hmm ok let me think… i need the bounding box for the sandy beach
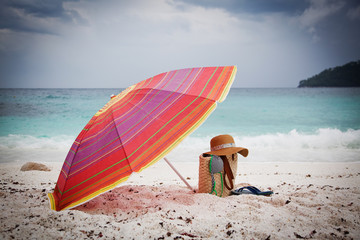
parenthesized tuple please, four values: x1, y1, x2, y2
(1, 160, 359, 239)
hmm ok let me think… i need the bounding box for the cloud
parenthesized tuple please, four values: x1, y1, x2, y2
(347, 5, 360, 20)
(1, 0, 299, 87)
(0, 0, 85, 34)
(32, 0, 257, 86)
(0, 0, 359, 88)
(295, 0, 345, 42)
(299, 0, 344, 26)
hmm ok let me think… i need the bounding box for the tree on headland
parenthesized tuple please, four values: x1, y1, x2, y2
(298, 60, 360, 87)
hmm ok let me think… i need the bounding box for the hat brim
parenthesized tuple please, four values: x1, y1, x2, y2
(203, 147, 249, 157)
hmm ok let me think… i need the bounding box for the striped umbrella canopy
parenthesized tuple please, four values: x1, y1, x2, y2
(48, 66, 237, 211)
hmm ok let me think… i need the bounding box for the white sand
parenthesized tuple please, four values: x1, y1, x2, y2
(1, 161, 359, 239)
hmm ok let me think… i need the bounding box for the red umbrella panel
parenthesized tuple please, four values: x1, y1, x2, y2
(48, 66, 237, 211)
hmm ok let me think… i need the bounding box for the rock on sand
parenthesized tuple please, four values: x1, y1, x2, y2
(20, 162, 51, 172)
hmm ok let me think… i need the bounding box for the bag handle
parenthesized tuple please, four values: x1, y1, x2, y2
(220, 155, 234, 190)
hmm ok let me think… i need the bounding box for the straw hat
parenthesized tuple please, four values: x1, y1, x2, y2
(203, 134, 249, 157)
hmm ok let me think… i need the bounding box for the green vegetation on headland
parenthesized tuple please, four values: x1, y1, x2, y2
(298, 60, 360, 87)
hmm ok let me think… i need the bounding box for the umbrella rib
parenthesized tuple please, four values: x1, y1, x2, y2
(60, 95, 215, 200)
(126, 67, 220, 170)
(67, 72, 182, 174)
(68, 69, 194, 172)
(61, 69, 217, 194)
(66, 67, 218, 189)
(110, 106, 131, 171)
(49, 66, 238, 211)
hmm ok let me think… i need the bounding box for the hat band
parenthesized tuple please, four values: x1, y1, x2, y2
(211, 143, 235, 151)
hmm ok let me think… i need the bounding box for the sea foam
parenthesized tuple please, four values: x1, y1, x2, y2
(0, 134, 74, 163)
(1, 128, 359, 163)
(167, 128, 360, 163)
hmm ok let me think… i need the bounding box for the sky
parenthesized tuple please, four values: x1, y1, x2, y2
(0, 0, 360, 88)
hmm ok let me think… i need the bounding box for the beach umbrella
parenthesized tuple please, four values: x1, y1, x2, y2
(48, 66, 237, 211)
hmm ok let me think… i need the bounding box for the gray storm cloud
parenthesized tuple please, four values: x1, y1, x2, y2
(1, 0, 359, 88)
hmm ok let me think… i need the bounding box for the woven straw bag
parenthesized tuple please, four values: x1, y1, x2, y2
(198, 153, 238, 197)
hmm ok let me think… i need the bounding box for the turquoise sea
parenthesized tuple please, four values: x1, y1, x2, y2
(0, 88, 359, 163)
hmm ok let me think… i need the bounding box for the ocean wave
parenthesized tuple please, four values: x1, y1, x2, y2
(167, 128, 360, 163)
(238, 128, 360, 162)
(45, 94, 69, 99)
(0, 134, 74, 150)
(240, 128, 360, 150)
(0, 135, 74, 163)
(1, 128, 359, 163)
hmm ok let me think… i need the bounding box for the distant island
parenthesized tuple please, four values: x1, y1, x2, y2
(298, 60, 360, 87)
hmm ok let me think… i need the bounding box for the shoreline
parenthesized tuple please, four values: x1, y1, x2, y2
(1, 161, 359, 239)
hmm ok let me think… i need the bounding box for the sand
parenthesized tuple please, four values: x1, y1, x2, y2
(1, 160, 359, 239)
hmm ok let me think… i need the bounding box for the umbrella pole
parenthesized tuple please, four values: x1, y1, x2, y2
(164, 157, 194, 192)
